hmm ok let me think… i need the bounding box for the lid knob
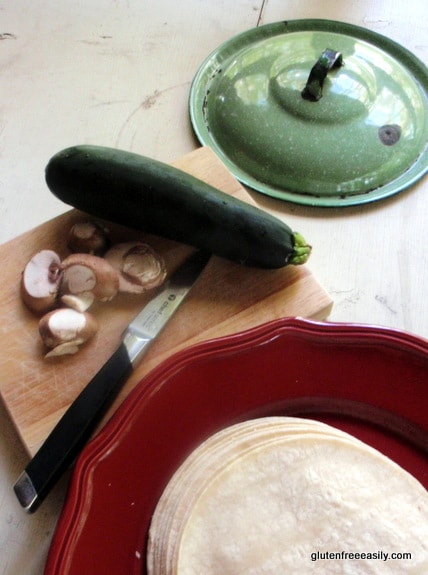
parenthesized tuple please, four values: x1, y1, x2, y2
(301, 49, 343, 101)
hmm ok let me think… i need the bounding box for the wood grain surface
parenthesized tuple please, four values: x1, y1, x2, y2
(0, 147, 332, 456)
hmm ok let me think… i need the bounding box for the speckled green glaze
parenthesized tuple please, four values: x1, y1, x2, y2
(190, 20, 428, 206)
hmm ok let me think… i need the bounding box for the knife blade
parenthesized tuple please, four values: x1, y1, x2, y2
(14, 249, 211, 513)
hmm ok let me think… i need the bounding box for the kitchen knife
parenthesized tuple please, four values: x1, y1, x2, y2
(14, 249, 211, 513)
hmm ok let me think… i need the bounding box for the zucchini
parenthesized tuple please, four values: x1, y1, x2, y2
(45, 145, 311, 269)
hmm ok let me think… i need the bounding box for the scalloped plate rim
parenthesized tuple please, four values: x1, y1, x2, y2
(44, 317, 428, 575)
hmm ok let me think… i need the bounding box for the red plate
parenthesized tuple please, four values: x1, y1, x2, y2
(44, 318, 428, 575)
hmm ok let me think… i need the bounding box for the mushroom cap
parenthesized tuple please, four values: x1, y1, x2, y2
(21, 249, 62, 314)
(61, 253, 120, 301)
(67, 220, 110, 255)
(39, 308, 98, 352)
(104, 241, 167, 294)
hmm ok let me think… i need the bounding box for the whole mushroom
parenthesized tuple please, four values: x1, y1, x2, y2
(67, 220, 110, 255)
(39, 308, 98, 357)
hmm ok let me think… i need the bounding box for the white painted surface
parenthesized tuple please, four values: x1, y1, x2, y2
(0, 2, 426, 573)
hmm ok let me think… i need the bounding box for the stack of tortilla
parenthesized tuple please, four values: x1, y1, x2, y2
(147, 417, 428, 574)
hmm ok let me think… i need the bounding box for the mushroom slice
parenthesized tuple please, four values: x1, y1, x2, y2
(104, 242, 167, 294)
(45, 341, 83, 358)
(21, 250, 62, 314)
(60, 253, 120, 303)
(39, 308, 98, 357)
(67, 220, 110, 256)
(60, 292, 95, 313)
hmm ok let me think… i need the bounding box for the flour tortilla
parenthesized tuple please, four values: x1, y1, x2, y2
(147, 417, 428, 574)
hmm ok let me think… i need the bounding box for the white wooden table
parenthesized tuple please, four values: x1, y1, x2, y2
(0, 1, 426, 573)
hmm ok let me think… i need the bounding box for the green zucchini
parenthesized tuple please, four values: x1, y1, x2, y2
(45, 145, 311, 268)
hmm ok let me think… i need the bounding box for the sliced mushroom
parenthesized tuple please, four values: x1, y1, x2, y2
(60, 292, 95, 313)
(60, 253, 120, 306)
(104, 242, 167, 294)
(44, 341, 84, 357)
(39, 308, 98, 357)
(67, 221, 110, 256)
(21, 250, 62, 314)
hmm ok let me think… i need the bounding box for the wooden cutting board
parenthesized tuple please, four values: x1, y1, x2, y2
(0, 147, 333, 456)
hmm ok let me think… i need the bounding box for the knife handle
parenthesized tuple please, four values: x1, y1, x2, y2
(14, 343, 133, 513)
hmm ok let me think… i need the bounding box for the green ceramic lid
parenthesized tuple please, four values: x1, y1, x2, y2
(189, 20, 428, 206)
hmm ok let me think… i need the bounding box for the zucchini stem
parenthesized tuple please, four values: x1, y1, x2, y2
(290, 232, 312, 265)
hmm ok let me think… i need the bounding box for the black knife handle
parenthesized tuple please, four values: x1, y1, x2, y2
(14, 343, 133, 513)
